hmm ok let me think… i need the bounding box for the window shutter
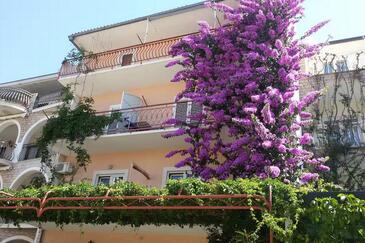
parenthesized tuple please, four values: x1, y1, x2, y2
(190, 102, 203, 124)
(121, 54, 133, 66)
(175, 102, 188, 123)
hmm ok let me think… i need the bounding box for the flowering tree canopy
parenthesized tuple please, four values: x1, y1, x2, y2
(165, 0, 329, 183)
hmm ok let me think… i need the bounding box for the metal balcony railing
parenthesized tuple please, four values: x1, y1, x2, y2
(0, 143, 15, 161)
(0, 87, 35, 109)
(34, 91, 63, 108)
(98, 101, 199, 135)
(59, 34, 189, 77)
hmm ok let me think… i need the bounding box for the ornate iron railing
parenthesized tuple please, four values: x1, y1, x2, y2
(0, 87, 34, 109)
(97, 101, 198, 135)
(59, 34, 188, 77)
(100, 102, 177, 134)
(0, 143, 15, 161)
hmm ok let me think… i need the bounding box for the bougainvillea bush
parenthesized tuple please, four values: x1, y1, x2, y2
(165, 0, 329, 182)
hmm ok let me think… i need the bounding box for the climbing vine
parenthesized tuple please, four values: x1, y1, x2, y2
(0, 179, 362, 242)
(36, 86, 120, 182)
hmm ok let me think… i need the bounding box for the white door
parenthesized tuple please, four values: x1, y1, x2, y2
(121, 92, 144, 124)
(121, 92, 144, 109)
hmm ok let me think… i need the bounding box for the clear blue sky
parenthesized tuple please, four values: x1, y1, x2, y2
(0, 0, 364, 83)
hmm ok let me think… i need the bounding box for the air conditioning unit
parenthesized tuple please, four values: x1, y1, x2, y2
(54, 162, 74, 175)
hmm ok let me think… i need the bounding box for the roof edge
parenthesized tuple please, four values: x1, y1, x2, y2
(329, 35, 365, 45)
(68, 1, 208, 41)
(0, 73, 59, 87)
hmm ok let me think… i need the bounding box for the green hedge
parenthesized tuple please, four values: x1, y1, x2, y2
(0, 179, 364, 243)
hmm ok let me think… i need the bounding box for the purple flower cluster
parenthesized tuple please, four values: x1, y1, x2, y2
(164, 0, 329, 182)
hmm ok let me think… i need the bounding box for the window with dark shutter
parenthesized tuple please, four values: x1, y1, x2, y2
(121, 54, 133, 66)
(190, 102, 203, 124)
(175, 102, 188, 123)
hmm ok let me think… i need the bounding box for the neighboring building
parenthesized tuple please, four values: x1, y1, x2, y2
(301, 36, 365, 189)
(0, 73, 63, 242)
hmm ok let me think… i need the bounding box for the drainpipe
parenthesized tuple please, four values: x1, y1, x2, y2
(34, 227, 43, 243)
(143, 18, 150, 43)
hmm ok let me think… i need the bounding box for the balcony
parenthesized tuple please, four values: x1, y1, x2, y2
(0, 87, 36, 116)
(100, 102, 180, 135)
(58, 35, 187, 96)
(0, 142, 14, 168)
(33, 91, 63, 109)
(53, 102, 196, 154)
(59, 34, 186, 77)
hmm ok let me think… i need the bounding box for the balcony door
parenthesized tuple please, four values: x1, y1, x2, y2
(121, 92, 144, 127)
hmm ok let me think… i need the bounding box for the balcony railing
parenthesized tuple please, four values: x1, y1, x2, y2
(98, 101, 198, 135)
(34, 91, 63, 108)
(18, 144, 39, 161)
(0, 143, 15, 161)
(59, 34, 188, 77)
(0, 87, 35, 109)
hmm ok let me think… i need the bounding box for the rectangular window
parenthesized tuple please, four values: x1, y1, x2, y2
(343, 122, 363, 147)
(167, 172, 187, 180)
(121, 53, 133, 66)
(162, 167, 192, 186)
(336, 60, 348, 72)
(324, 63, 335, 74)
(94, 170, 127, 186)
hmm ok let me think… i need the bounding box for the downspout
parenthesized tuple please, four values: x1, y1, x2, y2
(34, 227, 43, 243)
(143, 17, 150, 43)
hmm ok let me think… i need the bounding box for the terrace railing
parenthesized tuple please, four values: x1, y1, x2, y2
(34, 91, 63, 108)
(98, 101, 199, 135)
(0, 144, 15, 161)
(0, 87, 35, 109)
(59, 34, 187, 77)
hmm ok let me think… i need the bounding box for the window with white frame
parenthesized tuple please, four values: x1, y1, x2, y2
(312, 119, 364, 148)
(324, 62, 335, 74)
(162, 167, 192, 186)
(336, 60, 349, 72)
(93, 170, 128, 186)
(342, 121, 363, 147)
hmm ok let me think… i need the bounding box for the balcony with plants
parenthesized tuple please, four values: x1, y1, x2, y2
(2, 1, 365, 242)
(59, 35, 186, 77)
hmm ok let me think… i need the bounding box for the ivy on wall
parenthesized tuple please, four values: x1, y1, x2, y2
(36, 86, 120, 182)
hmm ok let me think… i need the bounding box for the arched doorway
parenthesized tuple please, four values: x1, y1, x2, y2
(9, 167, 48, 190)
(0, 120, 20, 162)
(18, 118, 47, 161)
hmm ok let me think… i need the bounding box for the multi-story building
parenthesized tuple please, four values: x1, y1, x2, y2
(0, 1, 234, 242)
(0, 0, 363, 241)
(0, 73, 63, 242)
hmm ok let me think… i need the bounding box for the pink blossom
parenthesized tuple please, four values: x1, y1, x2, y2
(165, 0, 327, 182)
(268, 166, 281, 178)
(300, 133, 313, 145)
(262, 140, 273, 149)
(300, 173, 319, 184)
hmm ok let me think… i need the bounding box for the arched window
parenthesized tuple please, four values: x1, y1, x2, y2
(0, 120, 20, 162)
